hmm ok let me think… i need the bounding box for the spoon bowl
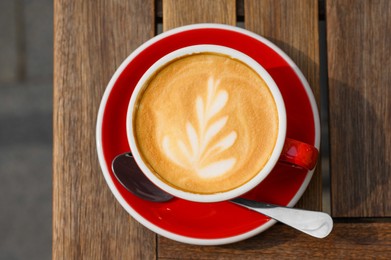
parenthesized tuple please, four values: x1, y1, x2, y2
(112, 153, 174, 202)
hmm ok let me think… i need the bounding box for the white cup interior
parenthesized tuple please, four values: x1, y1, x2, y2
(127, 45, 287, 202)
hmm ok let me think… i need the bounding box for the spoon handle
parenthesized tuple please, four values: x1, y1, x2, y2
(231, 198, 333, 238)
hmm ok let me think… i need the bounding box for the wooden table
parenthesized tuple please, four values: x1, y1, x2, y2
(53, 0, 391, 258)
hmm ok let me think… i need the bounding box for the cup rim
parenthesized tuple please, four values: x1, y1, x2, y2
(126, 44, 287, 203)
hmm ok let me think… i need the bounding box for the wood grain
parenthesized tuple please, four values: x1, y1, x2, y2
(53, 0, 391, 258)
(245, 0, 322, 211)
(158, 221, 391, 259)
(53, 0, 155, 259)
(327, 0, 391, 217)
(163, 0, 236, 31)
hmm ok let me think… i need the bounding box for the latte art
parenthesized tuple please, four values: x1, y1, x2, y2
(134, 53, 279, 194)
(162, 76, 237, 178)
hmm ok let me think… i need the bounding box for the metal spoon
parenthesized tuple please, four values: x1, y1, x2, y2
(112, 152, 333, 238)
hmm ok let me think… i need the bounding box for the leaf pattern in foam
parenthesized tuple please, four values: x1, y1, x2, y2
(198, 158, 236, 178)
(162, 136, 186, 168)
(186, 122, 198, 158)
(201, 116, 228, 152)
(161, 76, 237, 179)
(208, 90, 228, 118)
(202, 131, 237, 161)
(196, 97, 204, 128)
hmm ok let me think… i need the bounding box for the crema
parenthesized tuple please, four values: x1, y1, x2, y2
(133, 53, 279, 194)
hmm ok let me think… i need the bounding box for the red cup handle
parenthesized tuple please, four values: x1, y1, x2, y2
(279, 138, 319, 170)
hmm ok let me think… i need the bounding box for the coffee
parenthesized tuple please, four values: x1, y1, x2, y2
(133, 53, 279, 194)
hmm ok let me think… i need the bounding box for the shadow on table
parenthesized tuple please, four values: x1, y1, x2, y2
(328, 79, 391, 217)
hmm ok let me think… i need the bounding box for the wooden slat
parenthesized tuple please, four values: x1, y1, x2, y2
(156, 0, 244, 19)
(53, 0, 155, 259)
(245, 0, 322, 211)
(327, 0, 391, 217)
(163, 0, 236, 31)
(158, 221, 391, 259)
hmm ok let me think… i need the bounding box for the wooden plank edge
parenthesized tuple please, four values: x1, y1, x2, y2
(158, 220, 391, 259)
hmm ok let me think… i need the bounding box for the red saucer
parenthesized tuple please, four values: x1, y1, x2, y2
(96, 24, 320, 245)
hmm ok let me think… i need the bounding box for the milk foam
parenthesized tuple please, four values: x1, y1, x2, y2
(134, 53, 279, 194)
(162, 76, 237, 178)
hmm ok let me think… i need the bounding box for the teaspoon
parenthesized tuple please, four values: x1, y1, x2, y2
(111, 152, 333, 238)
